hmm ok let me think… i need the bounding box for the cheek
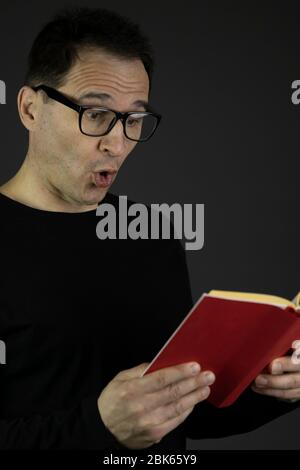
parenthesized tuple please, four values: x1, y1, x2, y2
(38, 109, 71, 153)
(40, 111, 83, 168)
(50, 111, 91, 161)
(52, 111, 78, 153)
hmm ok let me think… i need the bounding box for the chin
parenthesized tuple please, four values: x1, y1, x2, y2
(82, 184, 107, 205)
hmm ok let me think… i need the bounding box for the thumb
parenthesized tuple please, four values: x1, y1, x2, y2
(116, 362, 151, 381)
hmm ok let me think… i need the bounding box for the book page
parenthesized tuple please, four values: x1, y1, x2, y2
(292, 292, 300, 309)
(208, 290, 296, 309)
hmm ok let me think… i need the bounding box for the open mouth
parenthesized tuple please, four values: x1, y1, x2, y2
(93, 170, 116, 188)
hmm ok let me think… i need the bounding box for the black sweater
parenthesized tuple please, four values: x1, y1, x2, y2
(0, 191, 299, 451)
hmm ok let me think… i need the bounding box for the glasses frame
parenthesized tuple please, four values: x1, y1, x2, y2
(32, 84, 162, 142)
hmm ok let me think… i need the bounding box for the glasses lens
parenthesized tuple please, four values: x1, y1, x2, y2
(125, 113, 158, 141)
(81, 108, 116, 136)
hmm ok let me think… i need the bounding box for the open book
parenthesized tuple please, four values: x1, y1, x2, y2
(141, 290, 300, 407)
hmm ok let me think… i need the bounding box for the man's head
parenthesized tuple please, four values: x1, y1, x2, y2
(17, 7, 156, 211)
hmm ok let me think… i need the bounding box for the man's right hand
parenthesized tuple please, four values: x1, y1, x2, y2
(97, 362, 215, 450)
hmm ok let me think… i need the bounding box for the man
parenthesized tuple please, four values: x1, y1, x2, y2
(0, 7, 299, 451)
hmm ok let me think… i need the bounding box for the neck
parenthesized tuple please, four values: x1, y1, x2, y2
(0, 153, 101, 213)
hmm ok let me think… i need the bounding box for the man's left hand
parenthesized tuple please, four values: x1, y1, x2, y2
(251, 340, 300, 402)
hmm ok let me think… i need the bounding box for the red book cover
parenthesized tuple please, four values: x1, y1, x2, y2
(141, 292, 300, 407)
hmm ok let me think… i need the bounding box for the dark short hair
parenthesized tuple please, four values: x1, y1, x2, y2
(24, 7, 154, 95)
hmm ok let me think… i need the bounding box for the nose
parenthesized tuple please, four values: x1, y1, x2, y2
(98, 119, 127, 157)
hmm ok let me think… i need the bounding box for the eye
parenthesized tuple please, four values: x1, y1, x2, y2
(127, 114, 145, 126)
(85, 110, 106, 121)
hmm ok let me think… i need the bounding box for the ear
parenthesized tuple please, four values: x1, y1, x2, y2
(17, 86, 40, 132)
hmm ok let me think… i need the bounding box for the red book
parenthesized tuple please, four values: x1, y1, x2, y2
(141, 290, 300, 407)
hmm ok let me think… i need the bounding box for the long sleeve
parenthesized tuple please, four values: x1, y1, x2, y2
(185, 385, 300, 440)
(0, 192, 141, 451)
(0, 393, 124, 449)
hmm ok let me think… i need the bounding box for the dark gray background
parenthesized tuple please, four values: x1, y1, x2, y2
(0, 0, 300, 449)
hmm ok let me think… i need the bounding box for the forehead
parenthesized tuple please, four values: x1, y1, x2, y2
(62, 48, 149, 101)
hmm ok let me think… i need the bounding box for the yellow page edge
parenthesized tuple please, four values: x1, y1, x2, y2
(209, 290, 300, 309)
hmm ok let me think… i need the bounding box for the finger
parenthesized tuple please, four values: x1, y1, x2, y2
(291, 340, 300, 349)
(136, 362, 202, 393)
(117, 363, 151, 380)
(254, 372, 300, 390)
(162, 383, 211, 421)
(251, 385, 300, 400)
(269, 356, 300, 374)
(141, 385, 211, 432)
(147, 406, 195, 444)
(145, 371, 215, 410)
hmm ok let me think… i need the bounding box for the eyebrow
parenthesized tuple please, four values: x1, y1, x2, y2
(78, 91, 149, 109)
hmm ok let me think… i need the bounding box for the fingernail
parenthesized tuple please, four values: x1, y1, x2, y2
(204, 372, 215, 385)
(255, 375, 268, 387)
(190, 363, 200, 374)
(272, 361, 282, 374)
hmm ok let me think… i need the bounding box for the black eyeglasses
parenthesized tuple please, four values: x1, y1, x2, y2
(32, 84, 162, 142)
